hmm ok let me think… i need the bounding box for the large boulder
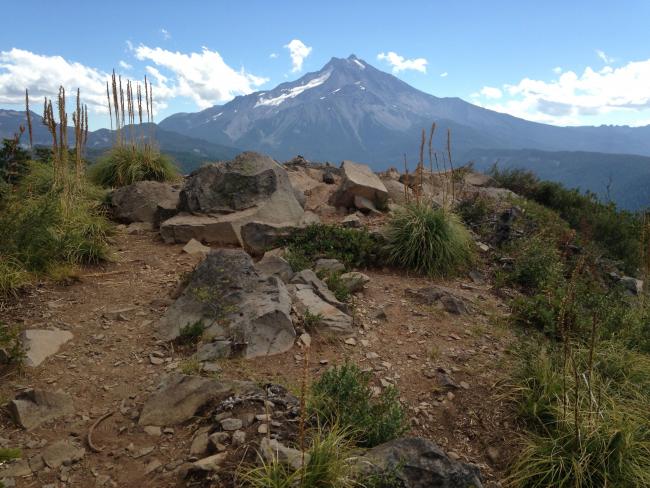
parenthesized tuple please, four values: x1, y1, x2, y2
(157, 249, 295, 359)
(360, 437, 483, 488)
(382, 178, 413, 205)
(161, 153, 305, 245)
(9, 389, 74, 430)
(330, 161, 388, 209)
(111, 181, 180, 226)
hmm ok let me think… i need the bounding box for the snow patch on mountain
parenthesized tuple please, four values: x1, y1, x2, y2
(255, 71, 332, 107)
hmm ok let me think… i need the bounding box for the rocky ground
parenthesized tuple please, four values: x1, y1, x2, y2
(1, 154, 520, 487)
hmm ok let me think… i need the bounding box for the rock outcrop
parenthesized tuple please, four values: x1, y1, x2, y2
(359, 437, 483, 488)
(111, 181, 180, 226)
(9, 389, 74, 430)
(157, 249, 295, 359)
(161, 152, 305, 246)
(330, 161, 388, 210)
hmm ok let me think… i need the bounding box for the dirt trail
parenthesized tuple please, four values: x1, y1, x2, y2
(1, 229, 515, 487)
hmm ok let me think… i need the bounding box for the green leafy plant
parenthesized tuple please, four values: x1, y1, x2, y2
(282, 224, 384, 270)
(384, 203, 474, 277)
(320, 271, 351, 302)
(303, 310, 324, 330)
(177, 320, 204, 345)
(309, 362, 406, 448)
(506, 235, 564, 292)
(89, 145, 179, 187)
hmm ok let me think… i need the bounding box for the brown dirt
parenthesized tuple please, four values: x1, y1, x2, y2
(1, 229, 518, 487)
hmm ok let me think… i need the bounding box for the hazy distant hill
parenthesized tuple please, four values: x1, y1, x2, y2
(467, 148, 650, 210)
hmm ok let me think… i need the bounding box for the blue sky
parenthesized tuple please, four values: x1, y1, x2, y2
(1, 0, 650, 129)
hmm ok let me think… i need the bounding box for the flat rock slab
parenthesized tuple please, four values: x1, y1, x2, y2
(289, 284, 353, 336)
(41, 439, 85, 469)
(138, 374, 261, 426)
(23, 328, 73, 367)
(110, 180, 180, 225)
(405, 286, 471, 315)
(9, 389, 74, 430)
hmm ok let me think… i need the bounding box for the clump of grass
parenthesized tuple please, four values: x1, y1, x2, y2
(0, 448, 22, 462)
(0, 257, 30, 297)
(506, 235, 564, 292)
(507, 343, 650, 488)
(302, 310, 324, 330)
(309, 362, 406, 448)
(384, 203, 474, 277)
(319, 271, 351, 302)
(456, 194, 492, 228)
(0, 322, 25, 366)
(240, 426, 358, 488)
(89, 146, 179, 187)
(179, 356, 201, 375)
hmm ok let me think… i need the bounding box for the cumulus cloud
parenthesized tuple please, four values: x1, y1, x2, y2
(480, 86, 502, 99)
(440, 72, 448, 77)
(0, 48, 111, 111)
(134, 45, 269, 108)
(553, 66, 562, 74)
(596, 49, 614, 64)
(377, 51, 427, 74)
(476, 58, 650, 125)
(284, 39, 311, 72)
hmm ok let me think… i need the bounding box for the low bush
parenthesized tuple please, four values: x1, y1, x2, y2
(490, 167, 642, 273)
(0, 321, 24, 366)
(282, 224, 384, 270)
(506, 235, 564, 292)
(384, 203, 474, 277)
(309, 362, 406, 448)
(319, 271, 351, 302)
(89, 146, 179, 187)
(456, 194, 492, 228)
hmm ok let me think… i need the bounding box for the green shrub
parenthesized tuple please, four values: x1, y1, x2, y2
(0, 162, 112, 295)
(456, 194, 492, 227)
(282, 224, 384, 270)
(0, 448, 21, 462)
(384, 203, 474, 277)
(89, 146, 179, 187)
(507, 236, 564, 292)
(490, 167, 642, 273)
(0, 322, 24, 366)
(302, 310, 324, 330)
(177, 320, 204, 345)
(309, 362, 406, 448)
(320, 271, 351, 302)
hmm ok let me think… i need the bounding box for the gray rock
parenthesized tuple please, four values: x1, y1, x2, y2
(314, 258, 345, 274)
(0, 459, 31, 478)
(360, 437, 483, 488)
(382, 178, 413, 205)
(192, 452, 228, 472)
(405, 287, 470, 315)
(290, 270, 347, 312)
(330, 161, 388, 209)
(182, 238, 211, 256)
(138, 374, 260, 426)
(41, 439, 85, 469)
(190, 428, 211, 456)
(110, 181, 180, 226)
(231, 430, 246, 446)
(341, 214, 362, 228)
(354, 195, 381, 214)
(340, 272, 370, 293)
(620, 276, 643, 295)
(220, 418, 242, 431)
(240, 221, 297, 256)
(255, 254, 294, 283)
(260, 437, 308, 471)
(157, 249, 296, 359)
(9, 389, 74, 430)
(288, 284, 353, 336)
(464, 172, 494, 187)
(22, 328, 73, 367)
(159, 212, 246, 246)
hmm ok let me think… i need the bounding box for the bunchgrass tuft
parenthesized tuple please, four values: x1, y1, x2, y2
(384, 203, 474, 277)
(89, 146, 179, 187)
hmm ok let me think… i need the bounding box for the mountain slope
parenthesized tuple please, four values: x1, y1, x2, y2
(159, 55, 650, 168)
(0, 109, 240, 172)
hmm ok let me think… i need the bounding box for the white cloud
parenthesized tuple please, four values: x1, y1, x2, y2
(284, 39, 312, 72)
(161, 28, 171, 40)
(0, 48, 111, 111)
(480, 86, 502, 99)
(377, 51, 427, 74)
(553, 66, 562, 74)
(134, 45, 269, 109)
(440, 71, 448, 77)
(476, 58, 650, 125)
(269, 52, 278, 59)
(596, 49, 614, 64)
(119, 60, 132, 69)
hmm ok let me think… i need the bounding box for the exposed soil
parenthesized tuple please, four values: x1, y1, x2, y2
(1, 228, 517, 487)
